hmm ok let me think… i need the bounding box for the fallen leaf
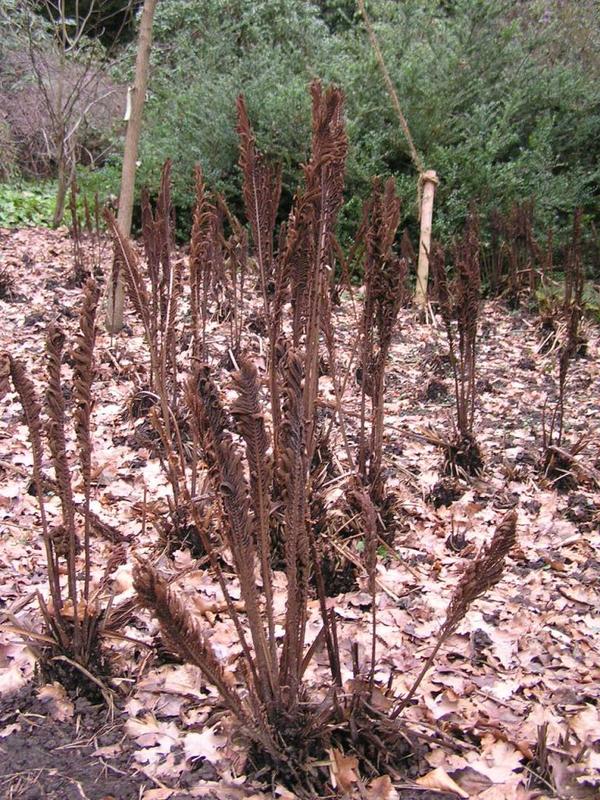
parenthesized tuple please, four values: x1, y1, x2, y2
(365, 775, 399, 799)
(416, 767, 469, 797)
(329, 747, 359, 793)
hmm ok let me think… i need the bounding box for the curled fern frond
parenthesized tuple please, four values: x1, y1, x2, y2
(72, 279, 99, 489)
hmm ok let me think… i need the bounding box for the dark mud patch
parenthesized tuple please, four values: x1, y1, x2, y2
(0, 684, 149, 800)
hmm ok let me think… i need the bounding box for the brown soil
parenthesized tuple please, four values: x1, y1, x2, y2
(0, 685, 148, 800)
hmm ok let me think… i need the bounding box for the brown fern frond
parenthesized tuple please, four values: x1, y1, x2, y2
(72, 279, 99, 488)
(188, 365, 230, 458)
(356, 178, 404, 496)
(231, 358, 277, 670)
(237, 95, 282, 313)
(278, 81, 347, 351)
(8, 357, 44, 471)
(140, 186, 160, 330)
(454, 210, 481, 435)
(45, 325, 77, 542)
(8, 355, 63, 613)
(217, 436, 275, 696)
(186, 372, 272, 684)
(392, 509, 517, 718)
(190, 166, 209, 358)
(45, 324, 79, 638)
(156, 159, 174, 276)
(134, 561, 249, 718)
(190, 367, 276, 700)
(278, 346, 310, 701)
(189, 168, 223, 357)
(140, 186, 161, 347)
(444, 509, 517, 635)
(72, 278, 99, 600)
(104, 210, 152, 335)
(162, 250, 183, 404)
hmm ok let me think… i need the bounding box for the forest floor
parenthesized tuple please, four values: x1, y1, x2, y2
(0, 226, 599, 800)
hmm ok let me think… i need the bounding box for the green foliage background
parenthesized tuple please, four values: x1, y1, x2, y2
(1, 0, 599, 261)
(134, 0, 599, 249)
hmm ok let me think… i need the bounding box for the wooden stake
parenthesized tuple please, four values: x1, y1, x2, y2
(415, 170, 439, 311)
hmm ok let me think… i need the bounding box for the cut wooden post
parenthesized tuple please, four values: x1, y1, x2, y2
(415, 170, 439, 311)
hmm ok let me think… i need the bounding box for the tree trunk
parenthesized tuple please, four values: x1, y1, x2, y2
(53, 143, 69, 227)
(106, 0, 158, 333)
(414, 170, 439, 312)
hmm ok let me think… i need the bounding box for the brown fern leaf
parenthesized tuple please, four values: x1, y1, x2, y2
(187, 365, 230, 459)
(72, 279, 99, 491)
(444, 508, 517, 635)
(357, 178, 404, 494)
(286, 198, 317, 346)
(454, 210, 481, 435)
(8, 356, 44, 472)
(163, 249, 183, 399)
(155, 159, 174, 326)
(140, 186, 161, 343)
(237, 95, 282, 312)
(282, 81, 347, 348)
(231, 358, 277, 670)
(45, 326, 75, 533)
(72, 279, 99, 599)
(45, 324, 79, 618)
(134, 561, 247, 718)
(278, 346, 310, 700)
(392, 509, 518, 718)
(308, 81, 347, 220)
(189, 168, 223, 356)
(190, 166, 210, 357)
(104, 210, 152, 334)
(191, 367, 276, 700)
(8, 355, 62, 609)
(141, 186, 160, 319)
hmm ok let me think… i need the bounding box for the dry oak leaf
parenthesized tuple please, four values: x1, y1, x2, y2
(37, 681, 74, 721)
(416, 767, 468, 798)
(183, 726, 227, 764)
(329, 747, 359, 793)
(365, 775, 399, 800)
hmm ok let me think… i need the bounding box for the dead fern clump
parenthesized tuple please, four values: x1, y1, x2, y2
(2, 280, 122, 699)
(537, 210, 588, 358)
(428, 213, 484, 477)
(483, 201, 545, 305)
(541, 209, 594, 491)
(67, 178, 104, 288)
(134, 351, 341, 795)
(134, 358, 518, 794)
(96, 80, 522, 792)
(106, 167, 199, 554)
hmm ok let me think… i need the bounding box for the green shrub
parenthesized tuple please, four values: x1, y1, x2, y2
(125, 0, 599, 259)
(0, 166, 120, 229)
(0, 182, 57, 228)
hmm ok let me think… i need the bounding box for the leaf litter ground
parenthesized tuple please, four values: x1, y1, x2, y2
(0, 226, 599, 799)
